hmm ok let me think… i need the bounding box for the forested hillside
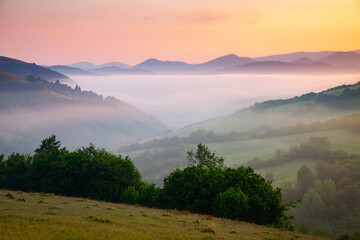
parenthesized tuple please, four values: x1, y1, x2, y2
(0, 73, 167, 154)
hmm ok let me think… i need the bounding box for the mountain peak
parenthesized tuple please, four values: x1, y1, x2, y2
(292, 57, 314, 64)
(318, 51, 360, 66)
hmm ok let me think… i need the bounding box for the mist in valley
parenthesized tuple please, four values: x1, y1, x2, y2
(72, 74, 360, 129)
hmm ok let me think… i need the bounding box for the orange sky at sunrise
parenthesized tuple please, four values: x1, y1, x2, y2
(0, 0, 359, 65)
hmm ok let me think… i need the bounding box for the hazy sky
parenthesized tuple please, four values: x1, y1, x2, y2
(0, 0, 359, 65)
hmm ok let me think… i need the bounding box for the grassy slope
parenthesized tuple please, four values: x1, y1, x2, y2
(0, 190, 325, 240)
(207, 129, 360, 167)
(0, 71, 29, 84)
(135, 129, 360, 185)
(177, 103, 360, 135)
(256, 159, 320, 186)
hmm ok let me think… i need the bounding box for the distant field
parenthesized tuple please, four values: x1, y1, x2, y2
(206, 129, 360, 167)
(177, 103, 360, 135)
(0, 190, 325, 240)
(256, 159, 320, 186)
(132, 129, 360, 186)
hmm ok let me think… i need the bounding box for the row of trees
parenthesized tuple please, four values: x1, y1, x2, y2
(246, 136, 357, 169)
(120, 114, 360, 152)
(0, 136, 293, 229)
(249, 83, 360, 111)
(0, 136, 141, 202)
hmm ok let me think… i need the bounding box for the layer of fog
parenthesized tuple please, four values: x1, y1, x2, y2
(0, 104, 164, 155)
(72, 74, 360, 129)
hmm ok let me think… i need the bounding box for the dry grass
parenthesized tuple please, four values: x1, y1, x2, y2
(0, 189, 326, 240)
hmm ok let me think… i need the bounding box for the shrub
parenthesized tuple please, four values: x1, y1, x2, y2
(213, 187, 248, 220)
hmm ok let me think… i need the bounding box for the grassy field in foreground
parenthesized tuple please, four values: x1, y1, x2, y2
(0, 190, 325, 240)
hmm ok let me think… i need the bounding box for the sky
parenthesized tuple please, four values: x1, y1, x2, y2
(0, 0, 359, 65)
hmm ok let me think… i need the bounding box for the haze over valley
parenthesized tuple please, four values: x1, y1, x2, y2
(1, 0, 360, 239)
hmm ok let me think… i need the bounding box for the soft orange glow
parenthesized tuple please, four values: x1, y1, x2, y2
(0, 0, 359, 65)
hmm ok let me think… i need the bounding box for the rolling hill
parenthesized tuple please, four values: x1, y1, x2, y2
(0, 70, 29, 84)
(91, 66, 153, 75)
(49, 65, 97, 76)
(190, 54, 257, 72)
(0, 56, 70, 82)
(69, 61, 132, 70)
(119, 81, 360, 185)
(65, 50, 360, 75)
(97, 61, 132, 69)
(0, 190, 324, 240)
(68, 61, 98, 70)
(317, 51, 360, 66)
(256, 50, 338, 62)
(0, 74, 167, 155)
(292, 57, 315, 64)
(217, 61, 360, 75)
(134, 58, 192, 74)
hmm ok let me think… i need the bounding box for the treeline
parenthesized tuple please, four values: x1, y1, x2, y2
(121, 114, 360, 152)
(246, 136, 358, 169)
(282, 159, 360, 238)
(253, 138, 360, 238)
(0, 136, 141, 202)
(248, 82, 360, 111)
(0, 75, 120, 106)
(0, 137, 293, 228)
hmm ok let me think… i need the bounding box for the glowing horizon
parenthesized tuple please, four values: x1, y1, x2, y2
(0, 0, 359, 66)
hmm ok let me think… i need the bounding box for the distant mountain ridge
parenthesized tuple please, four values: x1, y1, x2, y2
(49, 65, 97, 76)
(134, 58, 191, 74)
(255, 51, 338, 62)
(217, 61, 360, 75)
(90, 66, 153, 75)
(69, 61, 132, 70)
(67, 49, 360, 75)
(317, 52, 360, 66)
(0, 56, 70, 82)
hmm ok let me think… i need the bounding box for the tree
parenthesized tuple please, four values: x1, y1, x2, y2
(187, 143, 225, 169)
(161, 145, 291, 227)
(297, 166, 315, 194)
(35, 134, 64, 154)
(213, 187, 249, 220)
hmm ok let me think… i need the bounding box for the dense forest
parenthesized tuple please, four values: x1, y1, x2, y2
(246, 137, 360, 238)
(0, 136, 293, 229)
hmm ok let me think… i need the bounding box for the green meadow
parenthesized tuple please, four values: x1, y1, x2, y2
(207, 129, 360, 167)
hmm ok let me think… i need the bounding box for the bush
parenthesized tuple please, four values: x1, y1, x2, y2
(120, 186, 138, 204)
(213, 187, 248, 220)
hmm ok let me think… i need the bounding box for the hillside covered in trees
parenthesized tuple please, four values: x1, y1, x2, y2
(0, 72, 167, 155)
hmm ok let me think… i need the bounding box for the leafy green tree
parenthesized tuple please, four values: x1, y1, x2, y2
(137, 183, 161, 208)
(0, 153, 31, 190)
(213, 187, 249, 219)
(35, 134, 65, 154)
(297, 166, 315, 194)
(187, 143, 225, 169)
(161, 144, 291, 227)
(120, 186, 139, 204)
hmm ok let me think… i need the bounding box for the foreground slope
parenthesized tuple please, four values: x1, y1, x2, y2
(0, 190, 324, 240)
